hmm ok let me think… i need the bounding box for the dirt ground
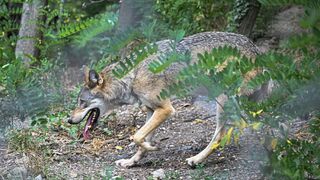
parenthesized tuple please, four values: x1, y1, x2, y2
(0, 6, 305, 180)
(0, 98, 268, 179)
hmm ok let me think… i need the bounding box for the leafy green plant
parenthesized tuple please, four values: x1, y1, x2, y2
(7, 129, 35, 152)
(227, 0, 251, 32)
(264, 116, 320, 179)
(102, 166, 124, 180)
(112, 43, 157, 78)
(72, 9, 118, 47)
(164, 170, 181, 180)
(155, 0, 233, 34)
(7, 127, 55, 175)
(0, 0, 23, 65)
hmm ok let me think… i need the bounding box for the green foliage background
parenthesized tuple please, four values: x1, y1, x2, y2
(155, 0, 233, 34)
(0, 0, 319, 179)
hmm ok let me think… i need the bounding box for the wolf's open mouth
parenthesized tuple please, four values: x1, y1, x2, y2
(82, 108, 100, 140)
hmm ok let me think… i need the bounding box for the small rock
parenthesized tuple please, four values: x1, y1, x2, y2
(34, 174, 42, 180)
(152, 168, 165, 179)
(8, 166, 28, 180)
(69, 170, 78, 178)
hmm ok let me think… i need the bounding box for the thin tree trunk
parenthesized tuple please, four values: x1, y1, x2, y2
(15, 0, 46, 65)
(118, 0, 153, 32)
(237, 0, 261, 37)
(118, 0, 141, 32)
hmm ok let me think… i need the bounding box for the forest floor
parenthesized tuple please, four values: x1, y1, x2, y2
(0, 6, 306, 180)
(0, 97, 268, 179)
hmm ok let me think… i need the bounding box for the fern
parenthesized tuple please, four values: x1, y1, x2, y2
(0, 1, 23, 65)
(106, 28, 143, 56)
(73, 10, 118, 47)
(112, 43, 157, 78)
(56, 10, 117, 39)
(227, 0, 250, 32)
(158, 46, 252, 100)
(148, 49, 191, 74)
(148, 30, 188, 73)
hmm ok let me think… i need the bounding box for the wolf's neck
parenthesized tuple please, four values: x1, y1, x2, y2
(105, 77, 138, 106)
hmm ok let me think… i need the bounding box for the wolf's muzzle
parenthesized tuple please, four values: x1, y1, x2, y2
(68, 118, 78, 124)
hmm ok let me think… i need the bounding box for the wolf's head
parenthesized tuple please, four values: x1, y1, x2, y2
(68, 66, 111, 139)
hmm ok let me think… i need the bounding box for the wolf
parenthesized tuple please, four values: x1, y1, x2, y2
(68, 32, 272, 168)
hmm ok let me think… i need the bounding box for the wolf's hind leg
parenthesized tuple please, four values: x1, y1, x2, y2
(186, 94, 228, 166)
(115, 107, 159, 168)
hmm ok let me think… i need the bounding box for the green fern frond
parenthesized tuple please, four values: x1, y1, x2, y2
(41, 9, 60, 27)
(107, 29, 142, 56)
(9, 7, 23, 15)
(148, 50, 191, 73)
(148, 30, 187, 73)
(0, 4, 9, 17)
(74, 12, 117, 47)
(112, 44, 157, 78)
(0, 20, 20, 32)
(57, 11, 116, 39)
(158, 45, 316, 101)
(158, 46, 250, 100)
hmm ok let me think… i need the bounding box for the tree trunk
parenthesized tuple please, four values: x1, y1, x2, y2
(118, 0, 153, 32)
(15, 0, 46, 65)
(237, 0, 261, 37)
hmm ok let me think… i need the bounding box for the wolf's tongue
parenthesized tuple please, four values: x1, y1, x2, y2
(83, 111, 94, 140)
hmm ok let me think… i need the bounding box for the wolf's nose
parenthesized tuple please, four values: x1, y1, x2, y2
(67, 118, 73, 124)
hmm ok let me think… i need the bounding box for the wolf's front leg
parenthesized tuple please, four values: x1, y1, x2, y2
(115, 103, 174, 168)
(115, 147, 147, 168)
(115, 108, 154, 168)
(132, 101, 174, 150)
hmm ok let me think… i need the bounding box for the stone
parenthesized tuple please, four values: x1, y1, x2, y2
(8, 166, 28, 180)
(34, 174, 42, 180)
(152, 168, 165, 179)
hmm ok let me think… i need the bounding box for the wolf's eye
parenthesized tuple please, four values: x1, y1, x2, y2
(79, 99, 88, 108)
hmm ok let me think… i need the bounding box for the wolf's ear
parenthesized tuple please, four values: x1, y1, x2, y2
(83, 65, 90, 83)
(88, 69, 104, 88)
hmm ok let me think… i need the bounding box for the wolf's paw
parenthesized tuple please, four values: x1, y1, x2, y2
(140, 142, 159, 151)
(186, 156, 203, 167)
(115, 159, 135, 168)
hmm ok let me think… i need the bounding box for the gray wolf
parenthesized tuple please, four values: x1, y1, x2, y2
(68, 32, 271, 167)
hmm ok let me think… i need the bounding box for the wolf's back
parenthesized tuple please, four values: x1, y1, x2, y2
(131, 32, 261, 95)
(141, 32, 260, 76)
(178, 32, 260, 57)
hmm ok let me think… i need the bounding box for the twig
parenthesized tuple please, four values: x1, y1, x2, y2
(183, 114, 216, 122)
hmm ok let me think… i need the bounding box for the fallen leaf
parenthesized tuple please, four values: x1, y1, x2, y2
(234, 131, 240, 145)
(251, 122, 262, 130)
(226, 127, 234, 145)
(192, 119, 204, 124)
(240, 118, 248, 129)
(271, 138, 278, 150)
(211, 142, 220, 150)
(115, 146, 123, 150)
(92, 138, 104, 151)
(249, 109, 263, 118)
